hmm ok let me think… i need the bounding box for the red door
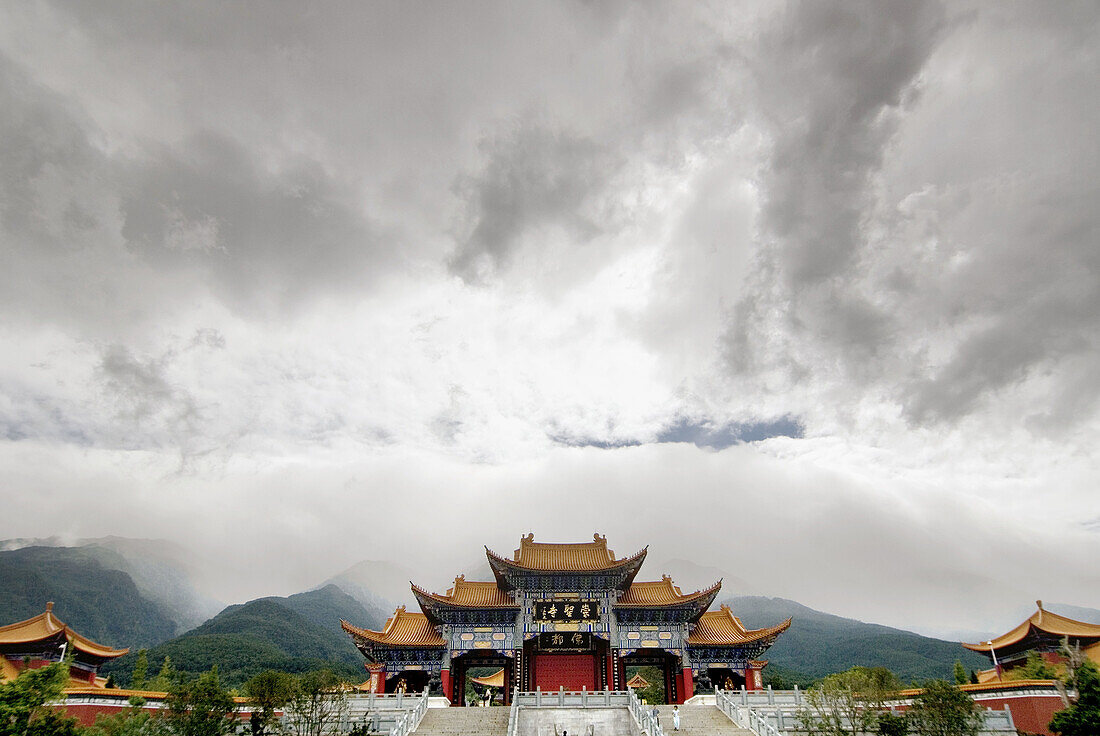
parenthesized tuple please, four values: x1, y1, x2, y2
(534, 654, 597, 692)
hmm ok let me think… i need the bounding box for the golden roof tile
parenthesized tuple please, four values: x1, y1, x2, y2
(0, 603, 128, 659)
(341, 607, 445, 648)
(688, 605, 792, 646)
(412, 577, 516, 608)
(962, 601, 1100, 653)
(486, 533, 647, 572)
(895, 679, 1063, 698)
(618, 576, 722, 606)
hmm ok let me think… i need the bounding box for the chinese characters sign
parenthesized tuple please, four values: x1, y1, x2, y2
(538, 632, 592, 651)
(533, 601, 599, 622)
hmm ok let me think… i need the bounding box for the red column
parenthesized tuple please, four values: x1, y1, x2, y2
(681, 667, 694, 701)
(367, 664, 387, 694)
(606, 654, 615, 691)
(745, 663, 762, 691)
(441, 668, 452, 703)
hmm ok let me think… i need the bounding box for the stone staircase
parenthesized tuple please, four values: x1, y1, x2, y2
(412, 703, 751, 736)
(655, 705, 753, 736)
(415, 706, 512, 736)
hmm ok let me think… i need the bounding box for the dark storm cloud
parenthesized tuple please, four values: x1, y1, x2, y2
(724, 1, 946, 378)
(118, 132, 389, 314)
(755, 0, 945, 288)
(98, 344, 195, 426)
(0, 53, 99, 251)
(449, 124, 620, 282)
(722, 1, 1100, 433)
(0, 49, 390, 332)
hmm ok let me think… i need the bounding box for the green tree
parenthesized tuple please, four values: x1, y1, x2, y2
(0, 661, 83, 736)
(86, 697, 168, 736)
(149, 658, 176, 693)
(798, 666, 902, 735)
(131, 651, 149, 691)
(906, 680, 980, 736)
(875, 712, 908, 736)
(952, 661, 967, 686)
(283, 670, 348, 736)
(1049, 660, 1100, 736)
(163, 668, 237, 736)
(24, 708, 85, 736)
(1008, 651, 1060, 681)
(244, 671, 296, 734)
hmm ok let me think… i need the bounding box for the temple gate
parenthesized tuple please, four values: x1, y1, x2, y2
(341, 534, 790, 704)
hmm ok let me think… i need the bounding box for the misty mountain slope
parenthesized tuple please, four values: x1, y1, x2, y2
(183, 599, 356, 662)
(80, 537, 223, 633)
(321, 559, 418, 619)
(0, 536, 222, 635)
(725, 596, 988, 683)
(0, 546, 177, 648)
(100, 586, 373, 687)
(249, 584, 386, 638)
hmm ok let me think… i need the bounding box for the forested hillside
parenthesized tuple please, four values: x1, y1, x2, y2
(101, 586, 381, 687)
(726, 596, 989, 685)
(0, 546, 176, 648)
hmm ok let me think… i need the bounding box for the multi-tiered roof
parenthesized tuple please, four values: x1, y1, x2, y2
(343, 534, 788, 656)
(486, 533, 647, 590)
(688, 605, 792, 648)
(342, 606, 446, 650)
(0, 602, 129, 685)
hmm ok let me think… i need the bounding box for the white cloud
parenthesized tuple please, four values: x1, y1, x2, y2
(1, 1, 1098, 636)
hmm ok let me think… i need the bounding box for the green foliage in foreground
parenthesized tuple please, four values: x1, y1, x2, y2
(797, 667, 985, 736)
(907, 679, 981, 736)
(798, 666, 903, 735)
(0, 661, 84, 736)
(243, 671, 297, 734)
(164, 669, 237, 736)
(1050, 660, 1100, 736)
(1007, 651, 1061, 681)
(84, 698, 169, 736)
(1, 662, 360, 736)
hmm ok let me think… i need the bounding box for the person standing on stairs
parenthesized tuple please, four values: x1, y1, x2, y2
(672, 706, 680, 731)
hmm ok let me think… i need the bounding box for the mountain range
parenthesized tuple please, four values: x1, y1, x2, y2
(3, 537, 1096, 690)
(724, 595, 990, 685)
(99, 584, 384, 686)
(0, 536, 221, 634)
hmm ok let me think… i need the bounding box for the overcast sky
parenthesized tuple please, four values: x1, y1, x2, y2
(2, 1, 1098, 638)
